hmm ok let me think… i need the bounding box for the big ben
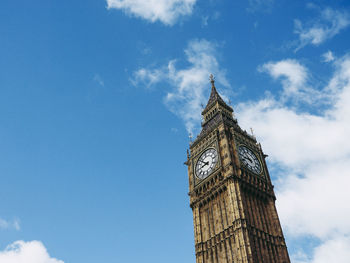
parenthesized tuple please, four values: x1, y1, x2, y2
(186, 75, 290, 263)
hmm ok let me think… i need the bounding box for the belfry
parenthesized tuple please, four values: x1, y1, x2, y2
(185, 75, 290, 263)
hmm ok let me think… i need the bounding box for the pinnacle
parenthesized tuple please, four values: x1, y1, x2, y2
(202, 74, 232, 115)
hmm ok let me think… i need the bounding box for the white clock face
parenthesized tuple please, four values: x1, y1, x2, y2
(195, 148, 218, 179)
(238, 146, 262, 175)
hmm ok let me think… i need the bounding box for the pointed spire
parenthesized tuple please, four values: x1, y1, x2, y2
(209, 74, 218, 97)
(202, 74, 233, 115)
(210, 74, 215, 88)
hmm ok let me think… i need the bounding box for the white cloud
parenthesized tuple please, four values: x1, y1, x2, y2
(308, 237, 350, 263)
(0, 240, 64, 263)
(259, 59, 309, 100)
(294, 7, 350, 51)
(322, 50, 335, 63)
(237, 54, 350, 262)
(259, 59, 326, 104)
(106, 0, 197, 25)
(201, 16, 209, 26)
(132, 39, 229, 134)
(0, 218, 20, 231)
(293, 237, 350, 263)
(131, 68, 164, 88)
(93, 74, 104, 87)
(247, 0, 274, 13)
(201, 11, 220, 27)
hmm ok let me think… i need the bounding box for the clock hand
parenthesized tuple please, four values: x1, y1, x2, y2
(200, 161, 209, 168)
(197, 160, 205, 165)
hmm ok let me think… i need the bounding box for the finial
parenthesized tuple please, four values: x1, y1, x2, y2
(209, 74, 215, 87)
(250, 128, 254, 136)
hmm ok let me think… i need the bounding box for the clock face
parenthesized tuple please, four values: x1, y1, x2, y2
(238, 146, 262, 175)
(195, 148, 218, 179)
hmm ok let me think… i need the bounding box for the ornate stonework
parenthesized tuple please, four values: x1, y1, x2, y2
(186, 77, 290, 263)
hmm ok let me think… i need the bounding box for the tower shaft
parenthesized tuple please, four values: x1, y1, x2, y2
(186, 78, 290, 263)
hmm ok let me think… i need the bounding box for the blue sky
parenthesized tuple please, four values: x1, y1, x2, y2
(1, 0, 350, 262)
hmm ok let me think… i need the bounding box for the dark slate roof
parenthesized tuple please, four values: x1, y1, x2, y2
(202, 82, 233, 115)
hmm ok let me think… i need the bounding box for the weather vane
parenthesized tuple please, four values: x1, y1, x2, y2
(209, 74, 215, 86)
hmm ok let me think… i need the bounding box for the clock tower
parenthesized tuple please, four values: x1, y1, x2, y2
(186, 75, 290, 263)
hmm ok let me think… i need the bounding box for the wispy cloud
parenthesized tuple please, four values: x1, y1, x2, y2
(0, 240, 64, 263)
(247, 0, 274, 13)
(238, 53, 350, 262)
(258, 59, 325, 104)
(106, 0, 197, 25)
(131, 68, 164, 89)
(294, 7, 350, 51)
(201, 15, 209, 26)
(131, 39, 229, 134)
(201, 11, 220, 27)
(93, 74, 104, 87)
(0, 217, 20, 231)
(322, 50, 335, 63)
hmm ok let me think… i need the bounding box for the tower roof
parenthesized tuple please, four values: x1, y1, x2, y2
(202, 74, 233, 115)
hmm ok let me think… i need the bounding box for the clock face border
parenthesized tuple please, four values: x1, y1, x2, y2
(192, 142, 221, 185)
(195, 147, 218, 180)
(237, 144, 263, 176)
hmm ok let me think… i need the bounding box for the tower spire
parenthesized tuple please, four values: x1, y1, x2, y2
(202, 74, 233, 115)
(209, 73, 218, 95)
(209, 73, 215, 88)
